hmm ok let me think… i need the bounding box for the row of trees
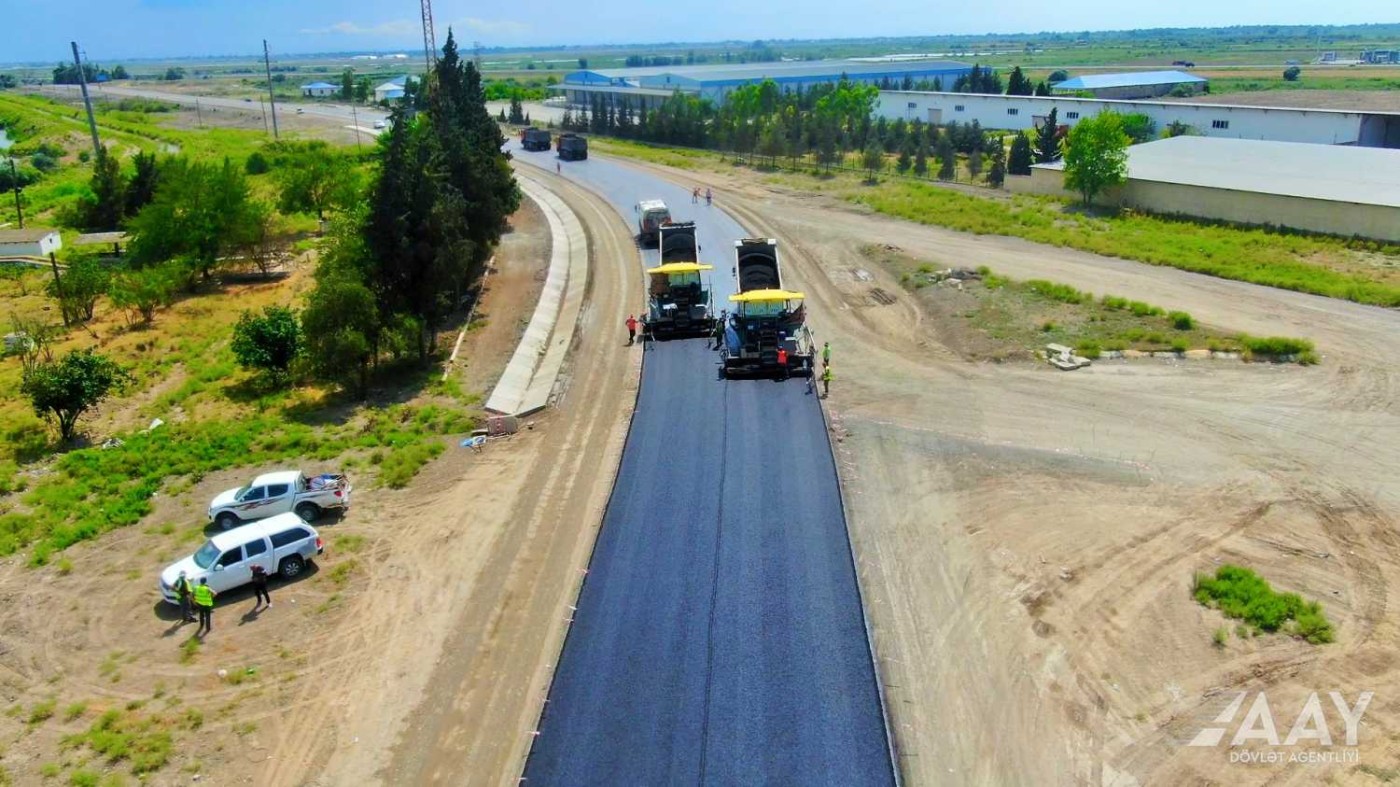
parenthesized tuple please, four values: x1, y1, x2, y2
(52, 63, 130, 84)
(303, 32, 520, 394)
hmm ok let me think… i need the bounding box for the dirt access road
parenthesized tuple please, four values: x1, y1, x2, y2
(627, 157, 1400, 784)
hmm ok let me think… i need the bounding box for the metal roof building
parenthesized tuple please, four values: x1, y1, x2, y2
(1015, 136, 1400, 241)
(555, 59, 977, 109)
(1052, 70, 1207, 99)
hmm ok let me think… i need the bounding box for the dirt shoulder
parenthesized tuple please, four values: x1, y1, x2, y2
(609, 154, 1400, 785)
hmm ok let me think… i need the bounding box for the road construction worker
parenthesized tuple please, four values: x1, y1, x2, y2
(776, 346, 789, 380)
(822, 341, 831, 367)
(692, 186, 700, 204)
(705, 187, 712, 206)
(251, 564, 272, 609)
(175, 570, 195, 623)
(712, 311, 727, 350)
(625, 314, 638, 345)
(821, 365, 833, 398)
(193, 578, 216, 635)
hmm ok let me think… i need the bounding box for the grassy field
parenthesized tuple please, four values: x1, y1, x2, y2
(866, 246, 1315, 363)
(594, 137, 1400, 307)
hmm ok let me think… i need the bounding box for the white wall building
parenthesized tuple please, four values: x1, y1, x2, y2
(300, 82, 338, 98)
(0, 228, 62, 258)
(876, 91, 1400, 148)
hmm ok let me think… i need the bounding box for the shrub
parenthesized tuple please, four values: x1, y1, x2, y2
(1212, 627, 1229, 648)
(1193, 564, 1334, 644)
(231, 306, 302, 384)
(1170, 337, 1190, 353)
(1128, 301, 1163, 317)
(1075, 340, 1101, 359)
(1025, 279, 1090, 304)
(1283, 66, 1302, 81)
(1168, 311, 1194, 330)
(245, 151, 270, 175)
(1241, 335, 1315, 358)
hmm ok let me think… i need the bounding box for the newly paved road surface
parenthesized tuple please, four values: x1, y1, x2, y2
(514, 146, 894, 785)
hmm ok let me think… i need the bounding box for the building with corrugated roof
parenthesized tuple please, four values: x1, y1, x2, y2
(1010, 136, 1400, 241)
(554, 59, 978, 110)
(1052, 70, 1207, 99)
(300, 81, 338, 98)
(0, 228, 62, 258)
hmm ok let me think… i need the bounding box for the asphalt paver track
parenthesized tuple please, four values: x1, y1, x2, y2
(516, 147, 894, 785)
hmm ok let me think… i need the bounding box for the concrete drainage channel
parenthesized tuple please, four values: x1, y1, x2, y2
(484, 174, 590, 417)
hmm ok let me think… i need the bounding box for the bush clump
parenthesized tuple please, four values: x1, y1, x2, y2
(1241, 335, 1314, 357)
(1193, 564, 1334, 644)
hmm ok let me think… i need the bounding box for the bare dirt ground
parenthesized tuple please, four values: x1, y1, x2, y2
(618, 157, 1400, 785)
(0, 176, 640, 786)
(1166, 89, 1400, 112)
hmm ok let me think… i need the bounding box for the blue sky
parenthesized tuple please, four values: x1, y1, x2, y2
(4, 0, 1395, 63)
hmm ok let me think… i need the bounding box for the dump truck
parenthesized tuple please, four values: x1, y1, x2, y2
(557, 132, 588, 161)
(644, 222, 716, 338)
(520, 127, 552, 151)
(733, 237, 783, 292)
(720, 239, 814, 377)
(636, 199, 671, 247)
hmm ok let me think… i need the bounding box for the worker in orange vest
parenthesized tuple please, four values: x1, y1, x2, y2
(776, 346, 789, 380)
(625, 314, 638, 345)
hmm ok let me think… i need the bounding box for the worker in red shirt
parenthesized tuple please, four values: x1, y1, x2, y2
(626, 314, 638, 345)
(776, 346, 789, 380)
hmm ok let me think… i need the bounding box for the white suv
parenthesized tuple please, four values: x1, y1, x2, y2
(159, 513, 323, 604)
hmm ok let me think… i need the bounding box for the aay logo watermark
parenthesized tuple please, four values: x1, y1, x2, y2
(1189, 691, 1373, 764)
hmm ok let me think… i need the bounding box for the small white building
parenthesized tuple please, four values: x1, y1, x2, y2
(373, 76, 410, 103)
(300, 81, 338, 98)
(0, 228, 62, 258)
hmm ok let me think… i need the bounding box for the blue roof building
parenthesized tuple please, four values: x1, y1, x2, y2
(301, 81, 339, 97)
(1051, 70, 1207, 99)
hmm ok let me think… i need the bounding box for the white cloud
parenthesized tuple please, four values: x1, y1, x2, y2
(300, 20, 419, 36)
(451, 17, 531, 37)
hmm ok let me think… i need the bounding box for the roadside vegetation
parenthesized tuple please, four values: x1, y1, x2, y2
(0, 33, 516, 569)
(1194, 564, 1335, 644)
(868, 246, 1316, 363)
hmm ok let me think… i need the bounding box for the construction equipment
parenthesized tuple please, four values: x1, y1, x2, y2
(520, 127, 551, 151)
(720, 288, 814, 377)
(733, 237, 782, 292)
(557, 132, 588, 161)
(644, 222, 716, 338)
(635, 199, 670, 247)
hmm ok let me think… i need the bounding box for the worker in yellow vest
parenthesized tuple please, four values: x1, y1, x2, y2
(821, 365, 833, 398)
(175, 570, 196, 624)
(193, 578, 216, 636)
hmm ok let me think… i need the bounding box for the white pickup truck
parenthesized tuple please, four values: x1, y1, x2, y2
(208, 470, 351, 530)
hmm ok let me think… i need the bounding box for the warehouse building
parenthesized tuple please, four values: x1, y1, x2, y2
(554, 60, 977, 110)
(0, 228, 62, 258)
(1051, 70, 1207, 99)
(300, 81, 338, 98)
(1010, 136, 1400, 242)
(875, 91, 1400, 148)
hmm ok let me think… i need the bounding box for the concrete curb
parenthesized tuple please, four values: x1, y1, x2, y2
(485, 176, 589, 417)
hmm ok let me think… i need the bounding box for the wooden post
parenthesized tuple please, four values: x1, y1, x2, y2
(49, 252, 68, 327)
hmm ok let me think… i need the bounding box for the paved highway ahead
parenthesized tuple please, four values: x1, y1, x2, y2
(514, 146, 894, 785)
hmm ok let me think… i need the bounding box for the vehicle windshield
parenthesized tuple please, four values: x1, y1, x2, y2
(192, 541, 220, 569)
(233, 486, 251, 501)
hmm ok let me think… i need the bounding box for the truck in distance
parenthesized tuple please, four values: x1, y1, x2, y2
(636, 199, 671, 247)
(520, 127, 552, 151)
(557, 132, 588, 161)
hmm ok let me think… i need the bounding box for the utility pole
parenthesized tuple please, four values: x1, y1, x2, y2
(49, 253, 68, 327)
(350, 104, 362, 149)
(262, 39, 279, 139)
(194, 98, 203, 127)
(420, 0, 437, 72)
(71, 41, 102, 159)
(9, 159, 23, 229)
(259, 98, 269, 134)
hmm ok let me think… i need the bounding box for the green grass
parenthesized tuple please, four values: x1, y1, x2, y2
(28, 698, 56, 725)
(1193, 564, 1335, 644)
(60, 709, 172, 775)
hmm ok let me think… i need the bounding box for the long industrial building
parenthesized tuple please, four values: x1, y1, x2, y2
(554, 60, 977, 110)
(875, 90, 1400, 148)
(1010, 136, 1400, 242)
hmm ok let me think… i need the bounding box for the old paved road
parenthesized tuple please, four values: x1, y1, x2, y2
(513, 145, 895, 785)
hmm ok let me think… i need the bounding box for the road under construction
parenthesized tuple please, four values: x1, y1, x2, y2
(512, 145, 896, 784)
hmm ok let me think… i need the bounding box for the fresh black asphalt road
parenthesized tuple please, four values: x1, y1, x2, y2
(514, 145, 894, 786)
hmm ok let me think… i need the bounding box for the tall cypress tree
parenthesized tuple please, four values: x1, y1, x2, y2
(1006, 66, 1033, 96)
(1035, 107, 1062, 163)
(1008, 132, 1034, 175)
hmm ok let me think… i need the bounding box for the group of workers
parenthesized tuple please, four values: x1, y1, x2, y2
(171, 564, 273, 638)
(691, 187, 713, 206)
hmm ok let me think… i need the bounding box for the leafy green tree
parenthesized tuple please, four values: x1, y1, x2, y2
(48, 254, 111, 324)
(1048, 70, 1070, 83)
(0, 74, 17, 89)
(124, 151, 159, 218)
(109, 262, 180, 325)
(987, 138, 1007, 187)
(1006, 66, 1034, 96)
(508, 96, 525, 124)
(967, 148, 983, 180)
(1063, 112, 1130, 206)
(1164, 120, 1200, 138)
(913, 143, 928, 177)
(896, 136, 914, 173)
(1008, 132, 1034, 175)
(232, 305, 302, 383)
(1283, 66, 1301, 81)
(340, 68, 354, 100)
(245, 151, 270, 174)
(1035, 107, 1061, 163)
(163, 67, 185, 81)
(128, 157, 257, 285)
(21, 349, 131, 441)
(273, 142, 360, 221)
(1119, 113, 1157, 144)
(111, 65, 129, 80)
(302, 262, 378, 396)
(81, 148, 126, 231)
(354, 78, 370, 103)
(1034, 81, 1051, 96)
(936, 132, 956, 181)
